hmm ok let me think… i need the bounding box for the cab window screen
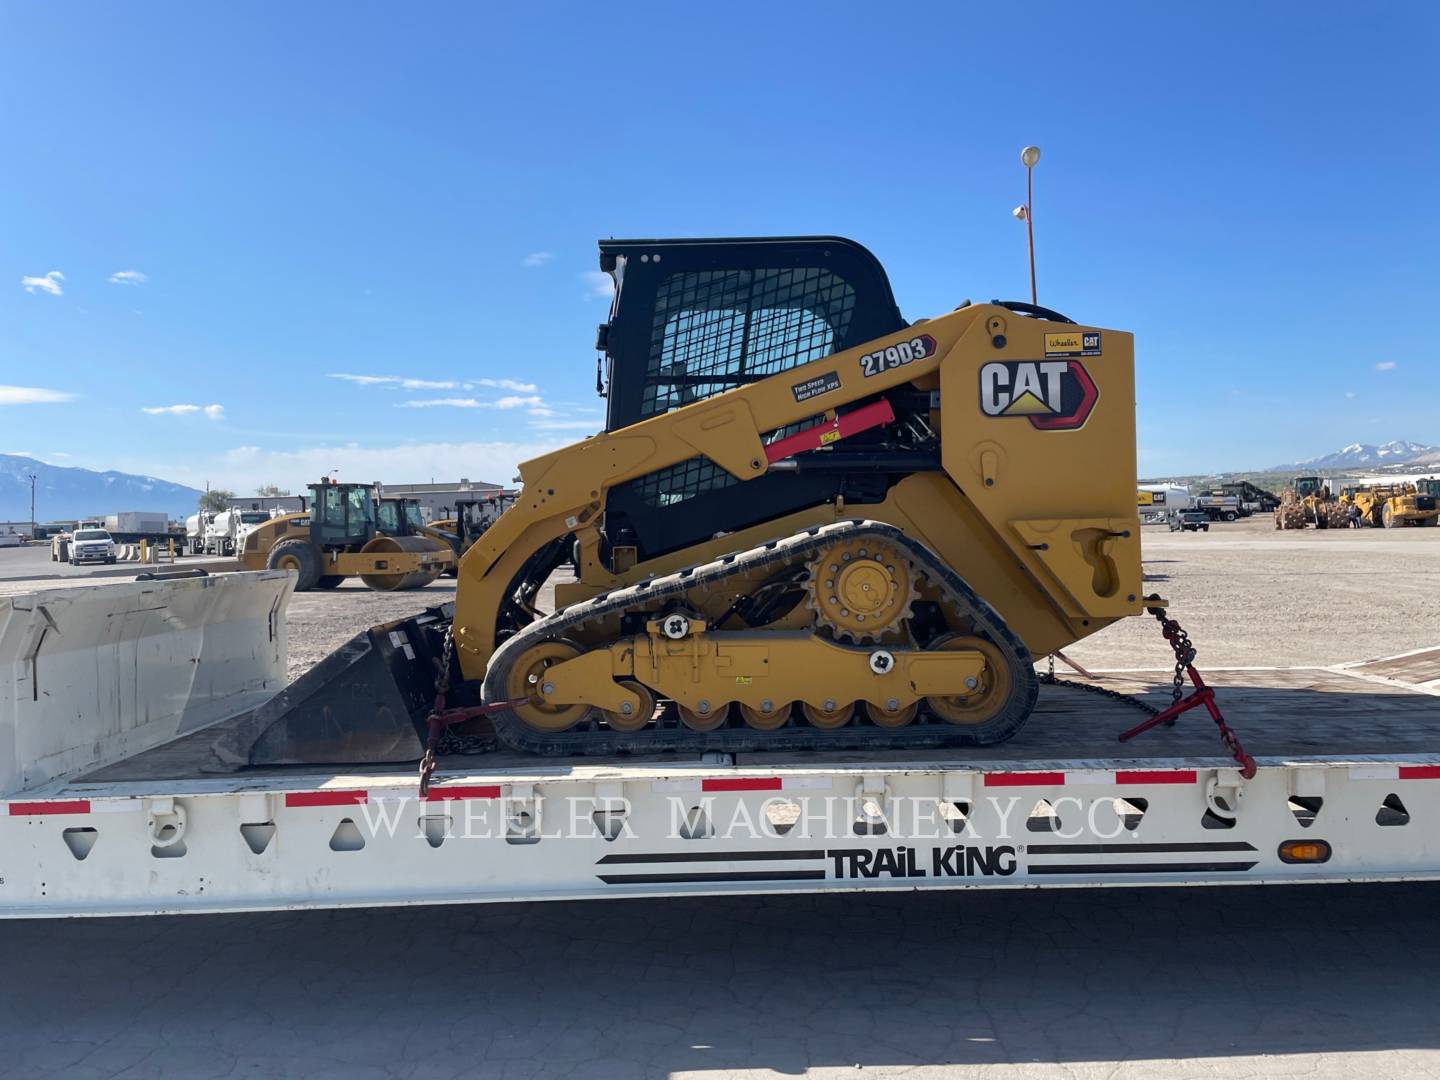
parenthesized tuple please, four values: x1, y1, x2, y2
(640, 268, 856, 420)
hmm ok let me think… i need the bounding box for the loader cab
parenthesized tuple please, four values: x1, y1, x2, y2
(309, 480, 378, 549)
(1417, 480, 1440, 499)
(595, 236, 907, 432)
(376, 497, 425, 537)
(594, 237, 914, 560)
(1293, 476, 1325, 499)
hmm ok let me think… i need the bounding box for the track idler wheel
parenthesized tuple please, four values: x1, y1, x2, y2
(506, 640, 593, 733)
(866, 700, 919, 728)
(678, 702, 731, 732)
(599, 680, 655, 733)
(800, 700, 856, 729)
(739, 701, 793, 731)
(923, 633, 1012, 726)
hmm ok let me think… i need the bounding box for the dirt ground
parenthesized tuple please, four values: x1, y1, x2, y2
(1065, 515, 1440, 670)
(280, 516, 1440, 678)
(4, 515, 1439, 679)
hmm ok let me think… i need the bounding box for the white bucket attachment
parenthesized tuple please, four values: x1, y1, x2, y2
(0, 571, 295, 795)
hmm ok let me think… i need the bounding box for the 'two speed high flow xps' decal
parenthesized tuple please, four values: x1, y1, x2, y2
(979, 359, 1099, 430)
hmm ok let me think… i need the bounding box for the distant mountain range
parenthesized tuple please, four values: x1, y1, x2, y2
(0, 454, 203, 523)
(1269, 441, 1440, 472)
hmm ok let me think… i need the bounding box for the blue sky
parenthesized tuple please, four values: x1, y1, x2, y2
(2, 2, 1437, 491)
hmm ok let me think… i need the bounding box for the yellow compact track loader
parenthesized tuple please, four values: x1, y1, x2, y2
(237, 479, 454, 591)
(217, 236, 1146, 767)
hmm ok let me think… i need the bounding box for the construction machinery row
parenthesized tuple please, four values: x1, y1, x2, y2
(1275, 475, 1440, 529)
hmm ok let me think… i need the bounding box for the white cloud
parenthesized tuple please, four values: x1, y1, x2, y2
(142, 403, 226, 420)
(49, 451, 70, 458)
(395, 395, 548, 410)
(1345, 391, 1357, 399)
(476, 377, 540, 393)
(1375, 361, 1397, 371)
(529, 419, 601, 432)
(328, 374, 461, 391)
(160, 438, 570, 492)
(395, 398, 482, 409)
(142, 404, 201, 415)
(0, 385, 75, 405)
(528, 406, 558, 418)
(21, 271, 64, 296)
(108, 270, 148, 286)
(330, 373, 544, 396)
(581, 271, 614, 299)
(522, 252, 555, 268)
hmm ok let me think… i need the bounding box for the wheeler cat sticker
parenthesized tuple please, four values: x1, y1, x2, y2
(1044, 330, 1101, 357)
(979, 359, 1099, 430)
(858, 334, 936, 378)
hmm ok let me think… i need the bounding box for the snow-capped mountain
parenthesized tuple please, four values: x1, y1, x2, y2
(1269, 441, 1439, 471)
(0, 454, 203, 522)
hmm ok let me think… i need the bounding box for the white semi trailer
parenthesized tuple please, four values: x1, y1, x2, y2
(1, 571, 1438, 918)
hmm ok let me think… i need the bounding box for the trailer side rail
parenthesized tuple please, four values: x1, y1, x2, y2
(5, 754, 1440, 917)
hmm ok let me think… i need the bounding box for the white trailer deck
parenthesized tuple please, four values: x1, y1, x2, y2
(4, 574, 1440, 918)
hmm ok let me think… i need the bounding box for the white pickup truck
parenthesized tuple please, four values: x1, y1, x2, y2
(67, 527, 117, 565)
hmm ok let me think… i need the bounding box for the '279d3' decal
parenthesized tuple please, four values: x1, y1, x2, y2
(979, 359, 1099, 431)
(858, 334, 936, 378)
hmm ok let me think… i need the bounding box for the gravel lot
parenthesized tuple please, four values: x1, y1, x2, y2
(1068, 515, 1440, 669)
(6, 515, 1440, 680)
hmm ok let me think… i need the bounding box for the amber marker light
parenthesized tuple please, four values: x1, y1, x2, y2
(1278, 840, 1332, 864)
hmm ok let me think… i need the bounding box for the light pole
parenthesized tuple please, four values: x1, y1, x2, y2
(26, 473, 36, 537)
(1012, 145, 1041, 305)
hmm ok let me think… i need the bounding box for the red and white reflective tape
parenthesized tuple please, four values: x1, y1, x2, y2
(984, 769, 1199, 788)
(3, 787, 510, 816)
(1348, 765, 1440, 781)
(7, 799, 91, 816)
(287, 785, 505, 807)
(7, 798, 144, 816)
(651, 776, 834, 794)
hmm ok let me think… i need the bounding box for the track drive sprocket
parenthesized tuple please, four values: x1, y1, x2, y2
(805, 537, 917, 642)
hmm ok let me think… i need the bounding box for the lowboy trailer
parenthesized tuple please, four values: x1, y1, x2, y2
(2, 573, 1440, 918)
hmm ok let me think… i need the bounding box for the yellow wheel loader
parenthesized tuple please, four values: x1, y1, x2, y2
(216, 235, 1148, 767)
(237, 479, 454, 591)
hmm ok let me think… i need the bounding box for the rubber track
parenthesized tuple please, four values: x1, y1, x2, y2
(480, 520, 1040, 756)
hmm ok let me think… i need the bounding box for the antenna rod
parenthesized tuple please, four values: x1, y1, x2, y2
(1014, 146, 1042, 305)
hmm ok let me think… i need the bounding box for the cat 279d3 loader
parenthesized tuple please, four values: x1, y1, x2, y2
(217, 235, 1144, 768)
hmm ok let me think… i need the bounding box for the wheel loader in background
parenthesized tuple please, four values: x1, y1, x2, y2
(1276, 475, 1346, 529)
(428, 491, 520, 577)
(1340, 481, 1440, 528)
(215, 234, 1146, 768)
(430, 491, 520, 563)
(237, 478, 455, 590)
